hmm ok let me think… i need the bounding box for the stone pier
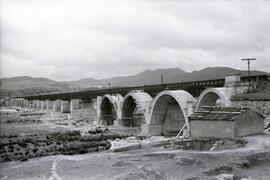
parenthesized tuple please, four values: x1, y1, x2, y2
(61, 101, 70, 113)
(53, 100, 61, 112)
(70, 99, 80, 111)
(37, 101, 42, 110)
(47, 100, 54, 110)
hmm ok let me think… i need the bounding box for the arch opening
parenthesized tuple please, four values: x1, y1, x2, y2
(197, 91, 225, 111)
(100, 97, 116, 125)
(121, 96, 144, 127)
(150, 94, 186, 137)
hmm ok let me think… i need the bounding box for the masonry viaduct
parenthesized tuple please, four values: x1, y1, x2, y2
(9, 74, 269, 137)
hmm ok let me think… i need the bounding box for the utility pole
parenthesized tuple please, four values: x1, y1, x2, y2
(241, 58, 256, 92)
(161, 74, 164, 84)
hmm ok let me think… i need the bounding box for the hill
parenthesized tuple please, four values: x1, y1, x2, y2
(69, 68, 188, 88)
(181, 67, 267, 82)
(0, 76, 68, 90)
(0, 76, 69, 97)
(66, 67, 268, 88)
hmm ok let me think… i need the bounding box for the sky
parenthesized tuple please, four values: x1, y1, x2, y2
(1, 0, 270, 81)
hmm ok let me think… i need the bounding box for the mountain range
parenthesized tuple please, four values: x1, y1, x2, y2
(0, 67, 269, 97)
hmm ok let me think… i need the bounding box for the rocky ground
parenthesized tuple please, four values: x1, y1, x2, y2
(0, 134, 270, 180)
(0, 107, 270, 180)
(0, 108, 136, 163)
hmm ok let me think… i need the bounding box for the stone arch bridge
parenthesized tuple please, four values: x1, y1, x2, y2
(10, 74, 269, 136)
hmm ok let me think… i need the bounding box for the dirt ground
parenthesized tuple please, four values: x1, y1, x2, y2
(0, 108, 270, 180)
(0, 134, 270, 180)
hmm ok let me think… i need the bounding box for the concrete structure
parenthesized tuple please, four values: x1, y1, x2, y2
(37, 100, 42, 110)
(70, 99, 81, 111)
(18, 99, 23, 107)
(61, 101, 70, 113)
(42, 100, 48, 110)
(53, 100, 61, 112)
(29, 103, 34, 110)
(8, 98, 29, 108)
(189, 107, 264, 138)
(5, 98, 30, 109)
(142, 90, 196, 136)
(35, 100, 39, 109)
(195, 74, 248, 112)
(224, 73, 241, 87)
(30, 100, 35, 109)
(3, 99, 10, 107)
(10, 99, 16, 107)
(31, 100, 36, 109)
(23, 99, 29, 108)
(120, 91, 152, 127)
(97, 94, 123, 125)
(80, 100, 94, 109)
(34, 100, 38, 109)
(8, 74, 267, 139)
(41, 101, 47, 111)
(47, 100, 54, 110)
(10, 99, 19, 107)
(5, 99, 11, 107)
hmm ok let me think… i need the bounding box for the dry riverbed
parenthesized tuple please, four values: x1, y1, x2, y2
(1, 108, 270, 179)
(0, 108, 134, 163)
(1, 134, 270, 180)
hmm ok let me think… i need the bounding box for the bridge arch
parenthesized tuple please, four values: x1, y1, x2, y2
(99, 94, 123, 125)
(147, 90, 196, 136)
(195, 87, 234, 112)
(121, 91, 152, 127)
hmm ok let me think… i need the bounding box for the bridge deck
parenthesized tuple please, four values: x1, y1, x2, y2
(20, 75, 268, 101)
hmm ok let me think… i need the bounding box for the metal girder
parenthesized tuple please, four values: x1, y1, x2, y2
(19, 75, 268, 101)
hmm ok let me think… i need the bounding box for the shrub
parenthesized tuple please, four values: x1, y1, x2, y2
(33, 148, 38, 153)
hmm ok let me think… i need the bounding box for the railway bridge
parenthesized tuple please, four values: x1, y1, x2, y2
(9, 74, 269, 137)
(20, 74, 268, 101)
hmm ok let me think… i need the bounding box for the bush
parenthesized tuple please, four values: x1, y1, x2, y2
(79, 149, 88, 154)
(33, 148, 38, 153)
(56, 141, 62, 145)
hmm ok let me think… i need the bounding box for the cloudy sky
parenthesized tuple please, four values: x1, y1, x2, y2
(1, 0, 270, 81)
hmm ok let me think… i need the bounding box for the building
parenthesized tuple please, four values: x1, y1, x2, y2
(189, 107, 264, 138)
